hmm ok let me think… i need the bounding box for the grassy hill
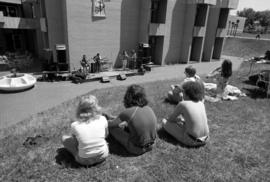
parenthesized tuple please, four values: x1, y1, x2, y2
(223, 37, 270, 59)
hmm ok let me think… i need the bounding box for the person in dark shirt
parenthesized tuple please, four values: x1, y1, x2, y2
(108, 84, 157, 155)
(80, 54, 89, 73)
(93, 53, 101, 72)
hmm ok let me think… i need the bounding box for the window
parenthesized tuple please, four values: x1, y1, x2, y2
(0, 5, 18, 17)
(0, 6, 7, 16)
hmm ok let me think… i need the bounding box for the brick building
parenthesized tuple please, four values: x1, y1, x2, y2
(0, 0, 239, 71)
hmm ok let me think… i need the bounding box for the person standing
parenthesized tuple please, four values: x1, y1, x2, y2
(80, 54, 90, 73)
(93, 53, 101, 73)
(121, 50, 129, 70)
(130, 49, 137, 69)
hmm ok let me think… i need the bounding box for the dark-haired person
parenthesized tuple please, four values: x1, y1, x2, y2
(206, 59, 232, 98)
(167, 65, 201, 104)
(162, 81, 209, 147)
(108, 84, 157, 155)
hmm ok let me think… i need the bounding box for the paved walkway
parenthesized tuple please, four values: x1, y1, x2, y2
(0, 56, 243, 129)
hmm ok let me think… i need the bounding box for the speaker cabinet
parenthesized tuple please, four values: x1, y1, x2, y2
(117, 74, 127, 80)
(101, 76, 110, 83)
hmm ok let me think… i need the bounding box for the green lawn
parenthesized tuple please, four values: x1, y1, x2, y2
(223, 37, 270, 59)
(0, 62, 270, 182)
(235, 32, 270, 40)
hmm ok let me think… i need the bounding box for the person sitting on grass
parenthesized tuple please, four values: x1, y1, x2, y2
(162, 81, 209, 147)
(167, 65, 200, 104)
(108, 84, 157, 155)
(206, 59, 232, 99)
(62, 95, 109, 166)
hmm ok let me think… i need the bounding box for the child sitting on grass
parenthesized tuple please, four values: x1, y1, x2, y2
(62, 95, 108, 166)
(162, 81, 209, 147)
(206, 59, 232, 99)
(167, 65, 200, 104)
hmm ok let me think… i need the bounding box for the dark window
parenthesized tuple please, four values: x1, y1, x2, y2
(8, 6, 17, 17)
(0, 6, 7, 16)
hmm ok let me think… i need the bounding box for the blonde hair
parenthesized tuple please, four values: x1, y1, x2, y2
(76, 95, 101, 121)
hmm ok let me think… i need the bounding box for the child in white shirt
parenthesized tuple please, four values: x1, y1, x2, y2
(62, 95, 108, 166)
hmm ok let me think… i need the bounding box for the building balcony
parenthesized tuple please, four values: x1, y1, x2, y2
(193, 26, 206, 37)
(220, 0, 239, 9)
(0, 12, 38, 29)
(149, 23, 165, 36)
(197, 0, 216, 5)
(21, 0, 38, 3)
(216, 28, 227, 37)
(0, 0, 22, 4)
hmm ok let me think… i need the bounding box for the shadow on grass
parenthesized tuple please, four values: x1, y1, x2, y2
(106, 135, 134, 157)
(243, 87, 268, 99)
(157, 128, 207, 149)
(55, 148, 107, 169)
(55, 148, 108, 169)
(157, 128, 180, 146)
(55, 148, 81, 168)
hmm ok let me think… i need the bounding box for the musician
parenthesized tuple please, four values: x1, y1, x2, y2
(130, 49, 137, 69)
(93, 53, 101, 73)
(80, 54, 90, 73)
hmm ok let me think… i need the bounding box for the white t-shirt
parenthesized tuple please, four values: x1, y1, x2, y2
(183, 74, 200, 82)
(71, 115, 108, 158)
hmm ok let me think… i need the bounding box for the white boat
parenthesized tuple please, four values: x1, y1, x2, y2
(0, 73, 37, 92)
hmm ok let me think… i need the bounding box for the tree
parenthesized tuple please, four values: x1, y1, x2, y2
(237, 9, 270, 33)
(237, 8, 256, 27)
(257, 10, 270, 32)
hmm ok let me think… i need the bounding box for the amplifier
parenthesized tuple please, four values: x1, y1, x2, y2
(101, 76, 110, 83)
(117, 74, 127, 80)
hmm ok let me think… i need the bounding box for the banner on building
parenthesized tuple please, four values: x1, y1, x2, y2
(92, 0, 106, 17)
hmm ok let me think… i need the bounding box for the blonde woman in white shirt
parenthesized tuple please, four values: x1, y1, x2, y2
(62, 95, 108, 166)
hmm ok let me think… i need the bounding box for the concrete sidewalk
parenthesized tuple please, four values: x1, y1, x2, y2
(0, 56, 243, 129)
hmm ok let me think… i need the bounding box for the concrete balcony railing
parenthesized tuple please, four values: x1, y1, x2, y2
(149, 23, 165, 36)
(186, 0, 216, 5)
(0, 12, 38, 29)
(21, 0, 38, 3)
(197, 0, 216, 5)
(193, 26, 206, 37)
(0, 0, 22, 4)
(216, 28, 227, 37)
(220, 0, 239, 9)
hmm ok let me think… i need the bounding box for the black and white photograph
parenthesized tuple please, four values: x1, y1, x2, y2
(0, 0, 269, 181)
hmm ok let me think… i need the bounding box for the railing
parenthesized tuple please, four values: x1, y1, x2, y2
(220, 0, 239, 9)
(197, 0, 216, 5)
(0, 13, 38, 29)
(149, 23, 165, 36)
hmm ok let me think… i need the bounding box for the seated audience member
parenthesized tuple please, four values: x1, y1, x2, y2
(167, 65, 200, 104)
(62, 95, 108, 166)
(206, 59, 232, 98)
(162, 81, 209, 147)
(108, 84, 157, 155)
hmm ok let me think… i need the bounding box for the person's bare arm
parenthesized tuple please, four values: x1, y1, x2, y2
(206, 67, 221, 78)
(167, 103, 184, 123)
(108, 117, 123, 128)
